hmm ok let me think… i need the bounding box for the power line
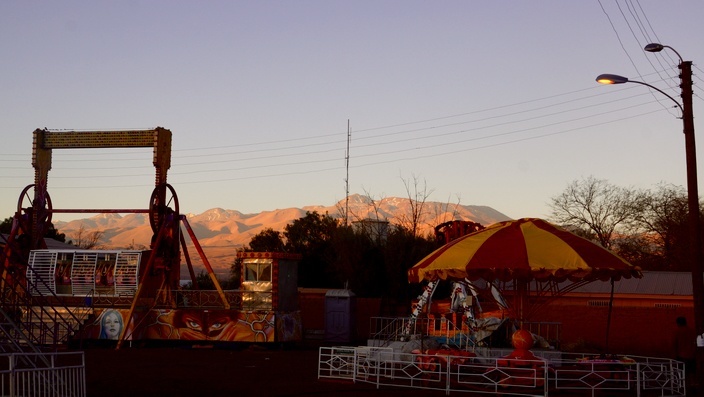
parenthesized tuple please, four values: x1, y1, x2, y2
(0, 81, 682, 187)
(0, 94, 663, 181)
(0, 103, 672, 190)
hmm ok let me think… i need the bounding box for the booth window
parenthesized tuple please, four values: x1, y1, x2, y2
(244, 262, 272, 282)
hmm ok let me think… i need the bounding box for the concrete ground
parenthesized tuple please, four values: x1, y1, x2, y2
(84, 342, 444, 397)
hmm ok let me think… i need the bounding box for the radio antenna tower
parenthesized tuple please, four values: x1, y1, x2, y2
(345, 120, 350, 226)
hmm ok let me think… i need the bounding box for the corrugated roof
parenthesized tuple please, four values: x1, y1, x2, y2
(325, 289, 356, 297)
(569, 271, 693, 296)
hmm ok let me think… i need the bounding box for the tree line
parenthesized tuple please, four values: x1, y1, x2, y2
(4, 175, 697, 304)
(227, 176, 698, 305)
(549, 176, 698, 272)
(229, 210, 439, 309)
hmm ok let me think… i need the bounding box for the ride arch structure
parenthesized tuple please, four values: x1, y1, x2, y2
(1, 128, 305, 349)
(3, 128, 183, 298)
(1, 128, 192, 348)
(28, 128, 172, 249)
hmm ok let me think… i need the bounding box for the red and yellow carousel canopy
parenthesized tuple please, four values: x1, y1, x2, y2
(408, 218, 641, 284)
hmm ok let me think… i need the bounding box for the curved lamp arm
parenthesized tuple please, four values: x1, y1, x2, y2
(595, 73, 684, 115)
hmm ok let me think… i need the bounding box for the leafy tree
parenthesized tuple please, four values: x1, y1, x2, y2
(239, 209, 443, 314)
(45, 223, 67, 243)
(237, 228, 285, 289)
(244, 209, 441, 303)
(182, 269, 217, 290)
(382, 225, 442, 311)
(284, 211, 340, 288)
(0, 217, 13, 234)
(328, 224, 387, 296)
(248, 228, 285, 252)
(1, 216, 66, 243)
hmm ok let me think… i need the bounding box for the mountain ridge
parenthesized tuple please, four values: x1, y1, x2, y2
(54, 194, 511, 275)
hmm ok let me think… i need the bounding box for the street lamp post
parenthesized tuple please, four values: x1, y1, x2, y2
(597, 43, 704, 394)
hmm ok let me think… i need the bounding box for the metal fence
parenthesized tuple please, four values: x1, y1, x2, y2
(0, 351, 86, 397)
(368, 316, 561, 351)
(147, 289, 275, 310)
(318, 346, 686, 396)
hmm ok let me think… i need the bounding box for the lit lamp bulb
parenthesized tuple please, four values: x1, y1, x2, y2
(595, 74, 628, 85)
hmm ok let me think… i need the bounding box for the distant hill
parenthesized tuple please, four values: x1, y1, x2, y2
(54, 194, 511, 276)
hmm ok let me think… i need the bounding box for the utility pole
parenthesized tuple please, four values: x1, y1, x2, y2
(599, 44, 704, 394)
(680, 60, 704, 395)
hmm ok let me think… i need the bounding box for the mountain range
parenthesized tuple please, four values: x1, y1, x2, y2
(54, 194, 511, 277)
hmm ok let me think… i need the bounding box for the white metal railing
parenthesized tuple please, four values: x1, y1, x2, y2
(27, 249, 142, 298)
(318, 345, 360, 381)
(318, 346, 686, 396)
(0, 351, 86, 397)
(369, 316, 562, 353)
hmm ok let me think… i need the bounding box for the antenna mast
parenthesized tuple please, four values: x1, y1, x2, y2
(345, 120, 350, 226)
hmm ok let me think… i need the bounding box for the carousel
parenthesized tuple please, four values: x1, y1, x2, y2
(319, 219, 685, 396)
(406, 217, 642, 349)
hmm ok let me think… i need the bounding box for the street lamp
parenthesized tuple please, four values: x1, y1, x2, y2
(595, 74, 684, 113)
(597, 43, 704, 393)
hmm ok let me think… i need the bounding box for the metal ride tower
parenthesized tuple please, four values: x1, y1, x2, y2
(0, 128, 226, 348)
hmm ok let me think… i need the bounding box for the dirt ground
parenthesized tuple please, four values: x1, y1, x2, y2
(83, 341, 444, 397)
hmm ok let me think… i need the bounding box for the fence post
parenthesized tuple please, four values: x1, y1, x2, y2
(445, 355, 451, 395)
(9, 354, 14, 397)
(352, 348, 357, 384)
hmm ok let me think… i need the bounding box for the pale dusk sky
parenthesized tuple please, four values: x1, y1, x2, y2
(2, 1, 704, 222)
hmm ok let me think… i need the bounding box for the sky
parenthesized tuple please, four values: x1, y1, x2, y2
(2, 1, 704, 223)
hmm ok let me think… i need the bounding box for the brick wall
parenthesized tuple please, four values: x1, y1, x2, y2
(299, 288, 694, 358)
(532, 296, 693, 358)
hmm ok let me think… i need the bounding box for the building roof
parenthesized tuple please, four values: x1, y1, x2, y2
(569, 271, 693, 296)
(1, 234, 76, 250)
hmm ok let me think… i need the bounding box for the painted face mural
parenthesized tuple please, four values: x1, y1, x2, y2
(143, 310, 276, 342)
(99, 309, 124, 340)
(176, 311, 237, 340)
(83, 308, 297, 343)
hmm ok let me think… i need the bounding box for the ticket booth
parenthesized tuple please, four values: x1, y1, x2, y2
(236, 251, 302, 312)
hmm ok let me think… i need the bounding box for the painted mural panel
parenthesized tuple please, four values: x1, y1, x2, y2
(143, 309, 275, 342)
(276, 311, 302, 342)
(83, 308, 134, 340)
(83, 308, 302, 343)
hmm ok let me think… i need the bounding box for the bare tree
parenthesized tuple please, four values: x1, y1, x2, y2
(125, 242, 147, 250)
(71, 224, 105, 249)
(341, 189, 391, 245)
(627, 183, 691, 270)
(398, 174, 434, 238)
(427, 194, 463, 230)
(336, 189, 388, 225)
(361, 188, 388, 222)
(549, 176, 645, 249)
